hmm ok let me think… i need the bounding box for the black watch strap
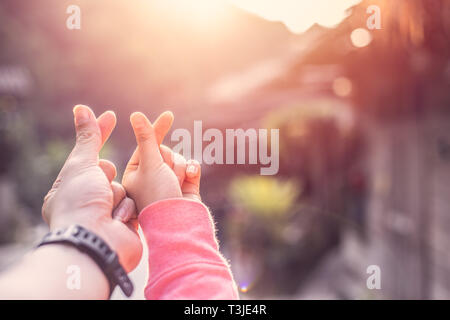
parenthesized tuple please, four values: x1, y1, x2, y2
(37, 224, 133, 297)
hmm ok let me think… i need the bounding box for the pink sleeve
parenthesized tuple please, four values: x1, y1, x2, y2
(138, 198, 239, 300)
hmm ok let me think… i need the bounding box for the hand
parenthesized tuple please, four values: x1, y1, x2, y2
(42, 105, 142, 272)
(160, 145, 202, 202)
(122, 111, 182, 212)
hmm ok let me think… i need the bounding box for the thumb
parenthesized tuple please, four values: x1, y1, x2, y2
(72, 105, 102, 162)
(182, 159, 201, 201)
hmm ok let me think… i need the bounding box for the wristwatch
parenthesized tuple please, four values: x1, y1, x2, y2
(37, 224, 134, 297)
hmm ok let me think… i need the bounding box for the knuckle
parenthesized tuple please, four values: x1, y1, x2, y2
(112, 182, 126, 198)
(137, 131, 152, 142)
(76, 129, 101, 144)
(41, 194, 53, 223)
(50, 178, 62, 191)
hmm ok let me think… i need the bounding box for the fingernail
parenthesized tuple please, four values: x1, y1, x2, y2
(187, 164, 198, 175)
(73, 105, 90, 125)
(114, 206, 127, 222)
(113, 201, 129, 222)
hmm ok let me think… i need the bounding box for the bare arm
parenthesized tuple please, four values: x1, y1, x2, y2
(0, 106, 142, 299)
(0, 244, 109, 299)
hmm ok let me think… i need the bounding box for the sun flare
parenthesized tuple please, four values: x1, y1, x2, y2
(159, 0, 228, 27)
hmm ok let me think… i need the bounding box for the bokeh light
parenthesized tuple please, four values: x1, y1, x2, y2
(350, 28, 372, 48)
(240, 285, 249, 293)
(332, 77, 353, 97)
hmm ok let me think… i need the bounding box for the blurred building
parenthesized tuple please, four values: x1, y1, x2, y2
(205, 0, 450, 299)
(293, 0, 450, 299)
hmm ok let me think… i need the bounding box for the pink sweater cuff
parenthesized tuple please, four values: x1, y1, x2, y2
(139, 198, 239, 300)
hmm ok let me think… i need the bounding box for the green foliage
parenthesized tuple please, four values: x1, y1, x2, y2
(7, 115, 69, 211)
(228, 175, 301, 220)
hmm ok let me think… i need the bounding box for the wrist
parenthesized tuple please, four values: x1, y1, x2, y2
(38, 224, 134, 297)
(31, 243, 110, 299)
(136, 189, 182, 213)
(48, 211, 114, 250)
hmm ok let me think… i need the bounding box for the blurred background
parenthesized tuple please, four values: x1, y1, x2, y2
(0, 0, 449, 299)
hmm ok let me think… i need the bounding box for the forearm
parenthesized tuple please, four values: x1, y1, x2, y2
(0, 244, 109, 299)
(139, 198, 239, 300)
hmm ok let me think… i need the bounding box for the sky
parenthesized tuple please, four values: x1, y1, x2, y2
(227, 0, 362, 33)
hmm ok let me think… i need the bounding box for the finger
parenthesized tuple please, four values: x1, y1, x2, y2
(97, 111, 117, 148)
(98, 159, 117, 183)
(111, 181, 126, 209)
(44, 106, 103, 220)
(124, 147, 139, 174)
(172, 152, 187, 186)
(130, 112, 163, 164)
(72, 105, 102, 162)
(160, 145, 174, 169)
(182, 159, 201, 201)
(186, 159, 201, 180)
(123, 147, 139, 178)
(113, 197, 137, 223)
(153, 111, 174, 145)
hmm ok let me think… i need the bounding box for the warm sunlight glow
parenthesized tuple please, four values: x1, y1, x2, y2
(151, 0, 363, 34)
(159, 0, 228, 27)
(227, 0, 362, 33)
